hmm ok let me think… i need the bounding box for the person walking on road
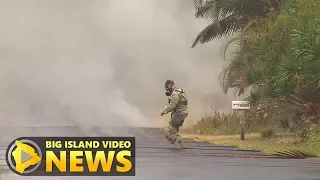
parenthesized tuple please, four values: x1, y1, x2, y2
(161, 80, 188, 150)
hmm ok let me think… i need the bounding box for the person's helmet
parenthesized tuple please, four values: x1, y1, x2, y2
(165, 80, 174, 96)
(165, 80, 174, 88)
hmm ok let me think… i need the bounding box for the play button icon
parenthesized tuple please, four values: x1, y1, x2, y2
(21, 150, 32, 163)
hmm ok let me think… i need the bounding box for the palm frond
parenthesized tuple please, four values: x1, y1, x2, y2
(219, 50, 250, 95)
(246, 68, 264, 85)
(192, 0, 288, 47)
(246, 89, 262, 105)
(193, 0, 206, 10)
(195, 0, 216, 19)
(272, 149, 318, 159)
(192, 14, 244, 48)
(220, 35, 249, 61)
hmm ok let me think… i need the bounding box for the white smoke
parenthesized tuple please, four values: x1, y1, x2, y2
(0, 0, 234, 131)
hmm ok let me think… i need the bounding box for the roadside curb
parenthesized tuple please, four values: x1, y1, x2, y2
(180, 153, 288, 159)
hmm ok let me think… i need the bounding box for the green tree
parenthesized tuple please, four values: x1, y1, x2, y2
(271, 0, 320, 105)
(219, 11, 292, 97)
(191, 0, 287, 48)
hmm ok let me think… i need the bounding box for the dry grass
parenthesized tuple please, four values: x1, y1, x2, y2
(182, 133, 305, 155)
(179, 108, 320, 157)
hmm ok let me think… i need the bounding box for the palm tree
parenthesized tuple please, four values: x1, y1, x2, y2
(218, 23, 289, 97)
(216, 0, 294, 97)
(273, 18, 320, 104)
(191, 0, 287, 48)
(239, 0, 320, 112)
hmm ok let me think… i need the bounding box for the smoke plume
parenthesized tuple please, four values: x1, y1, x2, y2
(0, 0, 234, 134)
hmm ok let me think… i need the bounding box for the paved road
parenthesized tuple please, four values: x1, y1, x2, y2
(0, 126, 319, 180)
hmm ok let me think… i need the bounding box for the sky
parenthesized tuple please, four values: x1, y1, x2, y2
(0, 0, 238, 131)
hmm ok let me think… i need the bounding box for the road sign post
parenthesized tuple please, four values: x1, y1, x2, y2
(232, 101, 250, 141)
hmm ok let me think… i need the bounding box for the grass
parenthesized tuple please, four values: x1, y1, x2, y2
(300, 135, 320, 156)
(182, 133, 320, 156)
(180, 108, 320, 158)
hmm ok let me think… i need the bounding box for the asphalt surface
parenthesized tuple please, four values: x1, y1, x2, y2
(0, 126, 319, 180)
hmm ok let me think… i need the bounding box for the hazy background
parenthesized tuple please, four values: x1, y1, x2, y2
(0, 0, 236, 130)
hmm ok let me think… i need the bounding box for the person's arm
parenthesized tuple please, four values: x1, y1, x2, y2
(162, 91, 181, 114)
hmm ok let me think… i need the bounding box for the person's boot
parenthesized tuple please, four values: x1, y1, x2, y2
(175, 140, 187, 150)
(164, 132, 175, 144)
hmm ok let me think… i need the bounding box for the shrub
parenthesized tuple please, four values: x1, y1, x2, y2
(300, 123, 320, 156)
(260, 128, 275, 139)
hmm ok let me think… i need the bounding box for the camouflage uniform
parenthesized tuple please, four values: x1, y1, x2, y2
(161, 86, 188, 143)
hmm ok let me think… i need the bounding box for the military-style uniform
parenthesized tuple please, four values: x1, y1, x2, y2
(162, 86, 188, 143)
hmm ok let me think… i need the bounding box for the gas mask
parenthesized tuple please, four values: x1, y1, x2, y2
(165, 88, 173, 96)
(165, 90, 171, 96)
(165, 88, 172, 104)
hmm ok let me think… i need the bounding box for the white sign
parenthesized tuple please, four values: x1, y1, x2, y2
(232, 101, 250, 110)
